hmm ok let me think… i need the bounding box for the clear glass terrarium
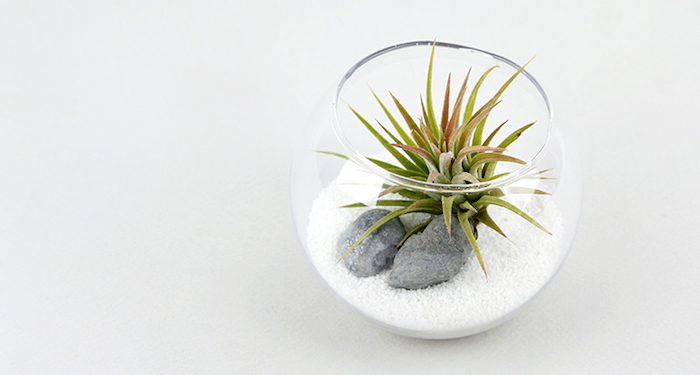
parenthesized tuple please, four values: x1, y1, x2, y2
(290, 41, 582, 339)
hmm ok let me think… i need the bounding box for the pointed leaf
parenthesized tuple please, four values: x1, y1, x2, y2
(395, 189, 429, 200)
(378, 184, 405, 198)
(459, 199, 478, 213)
(454, 146, 505, 164)
(376, 120, 403, 145)
(483, 120, 507, 146)
(480, 172, 508, 182)
(483, 122, 535, 178)
(440, 74, 451, 134)
(468, 153, 526, 176)
(441, 195, 457, 238)
(377, 121, 428, 173)
(451, 100, 501, 152)
(497, 122, 535, 150)
(451, 146, 503, 175)
(472, 195, 551, 235)
(463, 65, 498, 126)
(313, 150, 349, 160)
(404, 198, 443, 215)
(458, 211, 487, 278)
(390, 92, 422, 135)
(471, 58, 533, 147)
(378, 184, 428, 200)
(410, 129, 431, 153)
(423, 118, 440, 148)
(425, 40, 439, 139)
(367, 157, 419, 178)
(371, 88, 416, 147)
(487, 187, 550, 197)
(474, 210, 512, 243)
(350, 107, 422, 173)
(447, 68, 471, 141)
(488, 58, 533, 107)
(391, 143, 435, 165)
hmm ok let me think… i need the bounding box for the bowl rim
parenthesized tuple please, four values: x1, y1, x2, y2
(331, 40, 555, 193)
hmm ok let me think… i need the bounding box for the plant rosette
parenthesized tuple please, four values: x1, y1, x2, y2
(290, 41, 582, 339)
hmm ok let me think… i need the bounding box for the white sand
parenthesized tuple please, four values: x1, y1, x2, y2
(306, 179, 563, 332)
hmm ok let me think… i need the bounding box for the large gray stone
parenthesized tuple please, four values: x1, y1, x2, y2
(337, 209, 407, 277)
(387, 215, 474, 290)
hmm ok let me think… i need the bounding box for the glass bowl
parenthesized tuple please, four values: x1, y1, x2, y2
(290, 41, 582, 339)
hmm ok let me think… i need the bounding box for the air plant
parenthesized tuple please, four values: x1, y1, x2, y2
(321, 43, 550, 277)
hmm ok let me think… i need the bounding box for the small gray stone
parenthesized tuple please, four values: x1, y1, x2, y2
(337, 209, 407, 277)
(387, 215, 475, 290)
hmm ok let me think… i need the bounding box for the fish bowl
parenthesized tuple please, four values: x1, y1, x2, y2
(290, 40, 582, 339)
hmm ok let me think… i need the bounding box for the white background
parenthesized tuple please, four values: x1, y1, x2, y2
(2, 1, 699, 374)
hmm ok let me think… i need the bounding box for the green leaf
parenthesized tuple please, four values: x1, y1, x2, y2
(350, 107, 422, 173)
(483, 122, 535, 178)
(458, 199, 478, 213)
(447, 68, 471, 141)
(410, 129, 431, 154)
(404, 198, 443, 214)
(441, 195, 457, 238)
(468, 153, 526, 176)
(472, 195, 551, 235)
(440, 74, 451, 135)
(480, 172, 508, 182)
(451, 100, 501, 152)
(313, 150, 349, 160)
(381, 186, 429, 200)
(486, 187, 550, 197)
(425, 40, 440, 139)
(497, 122, 535, 150)
(376, 120, 403, 145)
(458, 211, 487, 278)
(378, 184, 405, 197)
(463, 66, 498, 126)
(474, 210, 511, 242)
(452, 146, 505, 174)
(371, 89, 416, 147)
(391, 143, 435, 166)
(377, 121, 428, 173)
(419, 100, 440, 146)
(390, 93, 422, 136)
(482, 120, 507, 146)
(518, 169, 555, 181)
(366, 157, 419, 177)
(470, 58, 533, 147)
(475, 58, 533, 119)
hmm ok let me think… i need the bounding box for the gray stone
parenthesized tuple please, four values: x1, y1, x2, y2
(337, 209, 407, 277)
(387, 215, 475, 290)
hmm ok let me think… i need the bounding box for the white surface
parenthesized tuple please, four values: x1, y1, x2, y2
(1, 1, 699, 373)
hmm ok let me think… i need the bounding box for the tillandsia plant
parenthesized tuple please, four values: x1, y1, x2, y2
(322, 43, 551, 277)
